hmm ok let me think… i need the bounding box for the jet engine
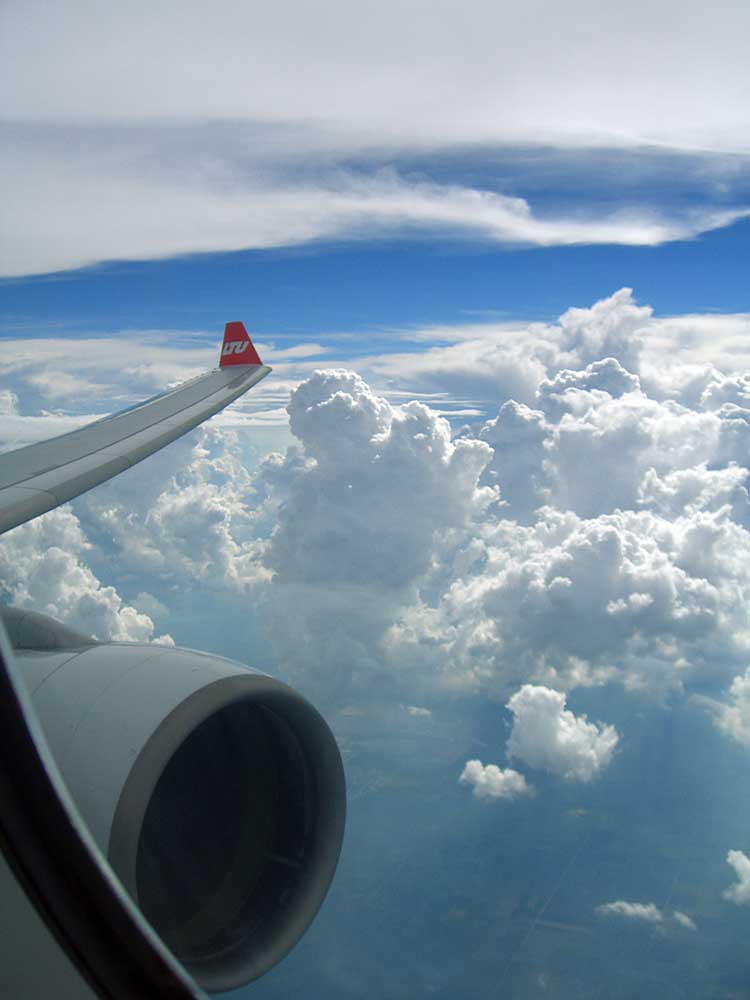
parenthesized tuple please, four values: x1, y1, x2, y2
(2, 608, 346, 994)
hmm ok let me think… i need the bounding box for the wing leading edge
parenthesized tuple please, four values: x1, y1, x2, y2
(0, 323, 270, 535)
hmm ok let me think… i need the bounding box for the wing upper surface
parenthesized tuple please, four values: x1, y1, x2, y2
(0, 362, 271, 535)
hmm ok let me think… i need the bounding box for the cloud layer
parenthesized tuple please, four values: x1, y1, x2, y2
(4, 138, 745, 276)
(3, 290, 750, 749)
(2, 1, 749, 274)
(3, 1, 749, 150)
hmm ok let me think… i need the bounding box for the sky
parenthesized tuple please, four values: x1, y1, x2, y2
(2, 1, 750, 996)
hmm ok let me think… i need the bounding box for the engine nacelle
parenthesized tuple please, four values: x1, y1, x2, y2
(3, 608, 345, 994)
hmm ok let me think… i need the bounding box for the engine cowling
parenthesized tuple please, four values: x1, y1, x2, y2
(3, 608, 345, 994)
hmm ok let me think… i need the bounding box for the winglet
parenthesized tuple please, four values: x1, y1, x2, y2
(220, 321, 263, 367)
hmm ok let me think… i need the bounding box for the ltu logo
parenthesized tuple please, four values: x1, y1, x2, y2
(222, 341, 249, 356)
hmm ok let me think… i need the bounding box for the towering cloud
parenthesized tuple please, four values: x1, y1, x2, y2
(259, 370, 494, 700)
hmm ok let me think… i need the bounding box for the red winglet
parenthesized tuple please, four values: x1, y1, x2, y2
(220, 321, 263, 367)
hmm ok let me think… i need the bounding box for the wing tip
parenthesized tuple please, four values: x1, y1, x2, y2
(220, 321, 263, 367)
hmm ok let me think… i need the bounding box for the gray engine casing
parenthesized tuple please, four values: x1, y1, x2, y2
(4, 608, 345, 994)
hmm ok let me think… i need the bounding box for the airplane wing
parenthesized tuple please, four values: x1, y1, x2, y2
(0, 321, 270, 535)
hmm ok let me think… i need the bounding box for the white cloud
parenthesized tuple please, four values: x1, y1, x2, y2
(640, 315, 750, 394)
(2, 0, 750, 276)
(638, 464, 750, 526)
(699, 372, 750, 412)
(673, 910, 697, 930)
(369, 333, 547, 411)
(545, 391, 720, 519)
(368, 289, 653, 417)
(537, 357, 641, 421)
(459, 759, 532, 800)
(477, 401, 551, 524)
(553, 288, 651, 375)
(133, 591, 169, 621)
(259, 370, 494, 700)
(2, 1, 749, 152)
(24, 370, 116, 402)
(77, 426, 269, 591)
(0, 411, 109, 452)
(410, 503, 750, 699)
(0, 389, 19, 415)
(723, 849, 750, 905)
(5, 144, 739, 277)
(596, 901, 663, 923)
(0, 333, 213, 380)
(506, 685, 618, 782)
(0, 508, 170, 643)
(714, 669, 750, 746)
(405, 705, 432, 718)
(367, 295, 750, 418)
(4, 291, 750, 714)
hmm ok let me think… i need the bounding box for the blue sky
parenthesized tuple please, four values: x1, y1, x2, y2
(3, 215, 750, 343)
(2, 0, 750, 996)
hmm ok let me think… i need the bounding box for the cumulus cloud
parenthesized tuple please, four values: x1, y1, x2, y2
(5, 289, 750, 716)
(723, 850, 750, 905)
(478, 401, 551, 524)
(259, 369, 494, 699)
(0, 389, 19, 415)
(409, 501, 750, 698)
(553, 288, 651, 375)
(638, 464, 750, 526)
(372, 290, 650, 412)
(506, 685, 619, 781)
(0, 508, 171, 643)
(640, 315, 750, 395)
(596, 901, 663, 923)
(231, 292, 750, 706)
(370, 293, 750, 421)
(77, 426, 269, 591)
(544, 390, 720, 519)
(713, 668, 750, 746)
(536, 356, 641, 421)
(25, 370, 114, 402)
(459, 759, 532, 800)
